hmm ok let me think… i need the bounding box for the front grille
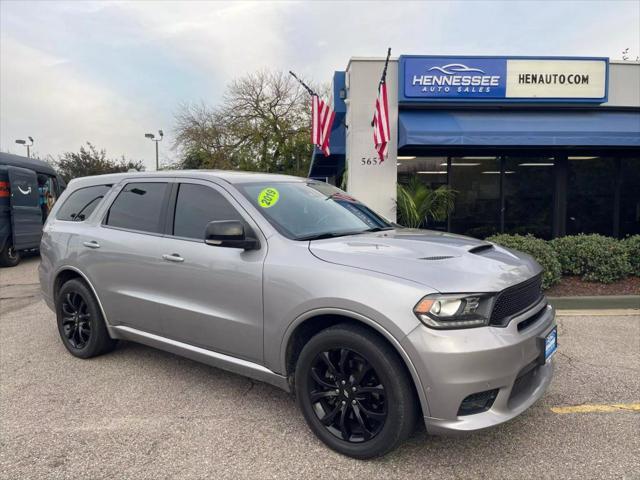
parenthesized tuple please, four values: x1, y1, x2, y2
(490, 274, 543, 326)
(517, 306, 546, 332)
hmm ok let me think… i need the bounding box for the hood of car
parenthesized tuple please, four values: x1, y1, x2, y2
(308, 229, 542, 293)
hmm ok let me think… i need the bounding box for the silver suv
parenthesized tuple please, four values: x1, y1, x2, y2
(39, 171, 557, 458)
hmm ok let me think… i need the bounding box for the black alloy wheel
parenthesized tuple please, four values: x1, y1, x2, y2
(56, 278, 117, 358)
(61, 291, 92, 349)
(295, 324, 418, 459)
(308, 348, 386, 443)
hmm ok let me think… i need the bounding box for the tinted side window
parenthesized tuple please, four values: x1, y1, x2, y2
(56, 185, 112, 222)
(173, 183, 245, 240)
(106, 182, 168, 233)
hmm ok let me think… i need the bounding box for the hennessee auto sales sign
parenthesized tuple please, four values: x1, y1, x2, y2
(400, 56, 608, 102)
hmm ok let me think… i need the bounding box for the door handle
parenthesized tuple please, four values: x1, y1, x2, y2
(83, 241, 100, 249)
(162, 253, 184, 263)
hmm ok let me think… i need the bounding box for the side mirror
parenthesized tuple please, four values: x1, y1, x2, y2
(204, 220, 258, 250)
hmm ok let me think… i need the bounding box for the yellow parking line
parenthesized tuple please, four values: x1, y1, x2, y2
(551, 403, 640, 414)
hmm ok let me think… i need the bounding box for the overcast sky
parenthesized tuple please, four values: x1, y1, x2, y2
(1, 0, 639, 169)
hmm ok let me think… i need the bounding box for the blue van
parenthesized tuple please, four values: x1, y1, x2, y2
(0, 152, 65, 267)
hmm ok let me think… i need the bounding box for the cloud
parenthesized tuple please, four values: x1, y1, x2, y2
(0, 0, 638, 168)
(0, 35, 162, 168)
(112, 1, 291, 84)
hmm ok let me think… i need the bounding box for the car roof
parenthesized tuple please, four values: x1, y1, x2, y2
(0, 152, 59, 178)
(66, 170, 309, 190)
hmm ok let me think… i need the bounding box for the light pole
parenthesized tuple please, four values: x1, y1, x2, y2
(15, 136, 34, 158)
(145, 130, 164, 170)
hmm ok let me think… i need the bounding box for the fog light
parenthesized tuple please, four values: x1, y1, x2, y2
(457, 389, 499, 416)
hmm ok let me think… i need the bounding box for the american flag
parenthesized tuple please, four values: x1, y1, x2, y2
(372, 80, 390, 162)
(372, 49, 391, 162)
(312, 95, 335, 157)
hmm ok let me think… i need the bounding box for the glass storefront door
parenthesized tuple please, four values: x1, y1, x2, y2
(448, 157, 500, 238)
(566, 156, 616, 236)
(620, 157, 640, 236)
(504, 156, 554, 239)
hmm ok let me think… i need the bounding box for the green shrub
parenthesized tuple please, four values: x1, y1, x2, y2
(551, 234, 631, 283)
(486, 234, 561, 289)
(622, 235, 640, 276)
(550, 235, 585, 276)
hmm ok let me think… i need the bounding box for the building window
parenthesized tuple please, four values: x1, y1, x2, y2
(396, 153, 636, 240)
(397, 156, 448, 186)
(566, 156, 616, 236)
(504, 157, 554, 239)
(397, 156, 448, 230)
(620, 158, 640, 237)
(448, 157, 500, 238)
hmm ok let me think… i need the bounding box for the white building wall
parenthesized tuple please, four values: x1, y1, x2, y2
(605, 61, 640, 107)
(345, 58, 399, 221)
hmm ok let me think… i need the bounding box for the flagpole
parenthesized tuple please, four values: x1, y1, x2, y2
(288, 71, 316, 97)
(289, 70, 335, 158)
(379, 47, 392, 91)
(372, 48, 392, 127)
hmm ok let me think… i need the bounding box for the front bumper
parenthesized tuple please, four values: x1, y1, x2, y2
(401, 301, 556, 435)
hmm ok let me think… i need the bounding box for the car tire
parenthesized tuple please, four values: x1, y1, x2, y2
(295, 324, 418, 459)
(55, 279, 117, 359)
(0, 244, 21, 267)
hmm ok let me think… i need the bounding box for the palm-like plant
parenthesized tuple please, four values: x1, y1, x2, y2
(396, 176, 456, 228)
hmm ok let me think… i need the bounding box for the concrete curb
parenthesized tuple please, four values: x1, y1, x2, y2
(555, 309, 639, 317)
(548, 295, 640, 311)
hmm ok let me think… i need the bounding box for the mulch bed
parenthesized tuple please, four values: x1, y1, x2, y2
(545, 276, 640, 297)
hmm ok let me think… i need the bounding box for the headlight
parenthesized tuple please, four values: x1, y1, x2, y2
(413, 293, 494, 329)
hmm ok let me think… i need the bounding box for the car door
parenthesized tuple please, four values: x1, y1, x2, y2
(7, 166, 42, 250)
(157, 180, 266, 363)
(79, 179, 174, 335)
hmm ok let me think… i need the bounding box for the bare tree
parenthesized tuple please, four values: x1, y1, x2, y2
(173, 69, 325, 176)
(173, 102, 234, 169)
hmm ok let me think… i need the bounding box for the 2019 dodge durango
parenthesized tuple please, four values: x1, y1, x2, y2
(39, 171, 557, 458)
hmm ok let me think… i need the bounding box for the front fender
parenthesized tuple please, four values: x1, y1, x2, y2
(278, 306, 432, 418)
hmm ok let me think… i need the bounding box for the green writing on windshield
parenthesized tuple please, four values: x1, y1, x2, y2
(258, 187, 280, 208)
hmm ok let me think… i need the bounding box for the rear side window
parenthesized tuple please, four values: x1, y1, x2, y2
(56, 185, 112, 222)
(105, 182, 169, 234)
(173, 183, 245, 240)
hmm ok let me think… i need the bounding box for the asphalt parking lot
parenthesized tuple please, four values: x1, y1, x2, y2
(1, 257, 639, 480)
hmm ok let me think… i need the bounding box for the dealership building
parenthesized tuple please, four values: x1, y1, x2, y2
(309, 56, 640, 239)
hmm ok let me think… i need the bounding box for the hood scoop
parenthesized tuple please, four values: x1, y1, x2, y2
(469, 244, 494, 255)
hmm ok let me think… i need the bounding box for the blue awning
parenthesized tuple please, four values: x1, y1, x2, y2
(398, 110, 640, 148)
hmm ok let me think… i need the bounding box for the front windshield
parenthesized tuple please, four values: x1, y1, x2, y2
(238, 181, 393, 240)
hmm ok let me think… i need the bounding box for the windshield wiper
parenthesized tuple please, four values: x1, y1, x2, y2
(296, 231, 363, 241)
(297, 227, 394, 241)
(359, 226, 395, 233)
